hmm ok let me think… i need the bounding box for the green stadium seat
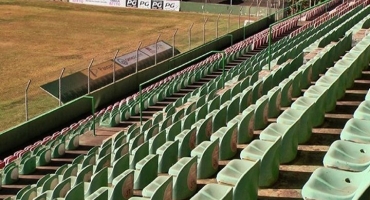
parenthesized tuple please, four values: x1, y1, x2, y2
(191, 139, 219, 179)
(227, 108, 254, 144)
(252, 79, 263, 104)
(303, 85, 328, 127)
(75, 165, 93, 186)
(216, 159, 260, 200)
(129, 133, 144, 154)
(210, 123, 238, 160)
(113, 143, 129, 162)
(19, 155, 36, 175)
(291, 96, 317, 126)
(86, 187, 109, 200)
(182, 111, 196, 130)
(144, 124, 159, 142)
(341, 118, 370, 143)
(175, 128, 197, 158)
(277, 108, 311, 144)
(354, 101, 370, 120)
(254, 95, 269, 130)
(64, 182, 84, 200)
(94, 153, 111, 173)
(278, 78, 293, 107)
(149, 130, 166, 154)
(190, 184, 233, 200)
(62, 164, 78, 180)
(289, 71, 303, 98)
(166, 121, 181, 141)
(172, 108, 185, 122)
(50, 177, 74, 199)
(302, 166, 370, 200)
(191, 116, 212, 145)
(239, 86, 253, 112)
(130, 141, 149, 169)
(208, 96, 220, 113)
(211, 106, 228, 132)
(169, 157, 197, 200)
(65, 133, 79, 150)
(323, 140, 370, 172)
(267, 86, 281, 118)
(36, 148, 51, 166)
(17, 185, 36, 200)
(262, 73, 273, 95)
(315, 75, 340, 112)
(109, 154, 129, 183)
(137, 176, 173, 200)
(240, 137, 281, 187)
(157, 140, 178, 173)
(2, 163, 18, 184)
(134, 154, 158, 190)
(260, 123, 297, 164)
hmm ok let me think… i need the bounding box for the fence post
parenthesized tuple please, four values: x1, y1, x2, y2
(203, 18, 208, 44)
(112, 49, 119, 83)
(59, 68, 65, 106)
(228, 9, 232, 33)
(173, 28, 178, 57)
(136, 41, 142, 73)
(216, 14, 221, 38)
(25, 80, 31, 121)
(238, 7, 242, 28)
(249, 0, 256, 24)
(87, 59, 94, 94)
(155, 33, 161, 65)
(189, 22, 194, 50)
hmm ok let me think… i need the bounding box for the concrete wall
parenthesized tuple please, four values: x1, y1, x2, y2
(0, 15, 275, 155)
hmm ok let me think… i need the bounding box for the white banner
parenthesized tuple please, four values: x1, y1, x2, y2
(138, 0, 151, 9)
(70, 0, 126, 7)
(139, 41, 172, 56)
(163, 0, 180, 11)
(115, 51, 149, 67)
(69, 0, 179, 11)
(151, 0, 163, 9)
(125, 0, 138, 7)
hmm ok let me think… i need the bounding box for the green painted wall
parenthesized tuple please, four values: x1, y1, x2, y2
(180, 2, 276, 18)
(0, 15, 274, 155)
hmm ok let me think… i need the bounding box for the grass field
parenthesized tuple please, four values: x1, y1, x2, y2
(0, 0, 247, 132)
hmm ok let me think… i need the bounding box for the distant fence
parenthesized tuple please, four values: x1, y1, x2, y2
(69, 0, 181, 11)
(180, 2, 276, 17)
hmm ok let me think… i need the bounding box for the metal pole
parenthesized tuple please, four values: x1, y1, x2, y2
(189, 22, 194, 50)
(155, 33, 161, 65)
(249, 0, 256, 23)
(268, 26, 272, 70)
(173, 28, 178, 57)
(238, 7, 242, 28)
(83, 96, 95, 136)
(282, 0, 285, 18)
(25, 80, 31, 121)
(112, 49, 119, 83)
(216, 14, 221, 38)
(87, 58, 94, 94)
(136, 41, 142, 73)
(257, 0, 262, 19)
(203, 18, 208, 44)
(59, 68, 65, 106)
(228, 9, 232, 33)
